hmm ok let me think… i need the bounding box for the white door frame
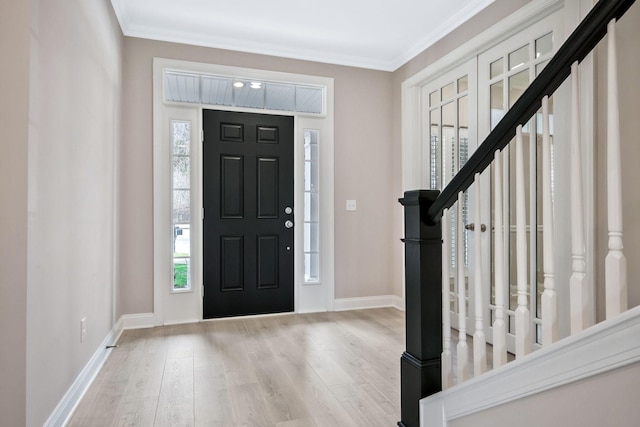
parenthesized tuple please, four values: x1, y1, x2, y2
(152, 58, 335, 326)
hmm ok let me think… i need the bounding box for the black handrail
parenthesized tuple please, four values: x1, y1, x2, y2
(425, 0, 636, 224)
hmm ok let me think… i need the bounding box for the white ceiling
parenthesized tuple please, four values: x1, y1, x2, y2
(110, 0, 495, 71)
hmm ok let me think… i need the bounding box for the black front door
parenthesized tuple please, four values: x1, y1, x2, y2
(202, 110, 294, 318)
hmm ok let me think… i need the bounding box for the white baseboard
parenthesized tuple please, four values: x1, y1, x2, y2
(121, 312, 156, 329)
(393, 295, 405, 311)
(334, 295, 404, 312)
(45, 318, 123, 427)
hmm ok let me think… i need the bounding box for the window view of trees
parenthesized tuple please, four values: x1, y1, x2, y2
(172, 121, 191, 290)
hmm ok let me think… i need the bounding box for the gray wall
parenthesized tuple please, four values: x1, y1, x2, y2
(25, 0, 122, 425)
(118, 39, 395, 315)
(450, 362, 640, 427)
(0, 1, 30, 425)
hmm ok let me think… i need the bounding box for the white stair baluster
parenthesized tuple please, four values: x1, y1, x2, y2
(541, 95, 558, 344)
(473, 174, 487, 376)
(515, 125, 531, 358)
(493, 151, 507, 368)
(569, 64, 590, 334)
(457, 192, 470, 382)
(442, 209, 453, 389)
(606, 18, 628, 319)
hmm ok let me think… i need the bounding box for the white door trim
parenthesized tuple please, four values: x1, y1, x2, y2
(152, 58, 335, 325)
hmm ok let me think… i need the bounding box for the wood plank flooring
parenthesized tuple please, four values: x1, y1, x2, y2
(68, 308, 405, 427)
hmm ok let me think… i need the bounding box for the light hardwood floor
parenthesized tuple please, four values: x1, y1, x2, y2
(69, 308, 405, 427)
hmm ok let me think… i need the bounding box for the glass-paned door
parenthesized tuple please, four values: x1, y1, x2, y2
(422, 59, 478, 332)
(479, 16, 560, 350)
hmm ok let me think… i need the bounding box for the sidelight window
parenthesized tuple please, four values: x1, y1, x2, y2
(172, 120, 192, 292)
(304, 129, 320, 283)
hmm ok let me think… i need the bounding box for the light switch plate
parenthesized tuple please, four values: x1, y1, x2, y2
(346, 199, 357, 211)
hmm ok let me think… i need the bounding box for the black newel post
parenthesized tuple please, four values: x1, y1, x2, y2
(398, 190, 442, 427)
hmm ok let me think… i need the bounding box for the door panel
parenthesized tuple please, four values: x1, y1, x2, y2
(257, 235, 279, 289)
(479, 13, 561, 349)
(422, 58, 477, 332)
(203, 110, 294, 318)
(257, 157, 279, 218)
(221, 155, 244, 218)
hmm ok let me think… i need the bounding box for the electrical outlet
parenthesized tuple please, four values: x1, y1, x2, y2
(346, 199, 357, 211)
(81, 317, 87, 343)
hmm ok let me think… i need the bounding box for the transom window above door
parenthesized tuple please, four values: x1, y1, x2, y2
(163, 71, 325, 115)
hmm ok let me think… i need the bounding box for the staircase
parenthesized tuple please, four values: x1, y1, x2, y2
(398, 0, 640, 425)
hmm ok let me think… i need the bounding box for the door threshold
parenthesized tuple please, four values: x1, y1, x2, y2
(201, 310, 296, 322)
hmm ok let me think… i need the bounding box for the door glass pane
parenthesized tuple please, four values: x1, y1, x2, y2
(536, 60, 550, 77)
(458, 75, 469, 93)
(304, 130, 320, 283)
(509, 70, 529, 108)
(266, 83, 296, 111)
(172, 121, 191, 155)
(173, 157, 190, 189)
(173, 190, 190, 226)
(430, 109, 440, 190)
(442, 82, 455, 101)
(490, 81, 504, 130)
(490, 58, 504, 79)
(508, 45, 529, 71)
(442, 102, 456, 185)
(450, 208, 457, 271)
(429, 90, 440, 106)
(234, 80, 265, 109)
(535, 33, 553, 58)
(172, 121, 191, 292)
(295, 86, 324, 114)
(458, 96, 471, 268)
(458, 96, 469, 167)
(165, 72, 200, 103)
(200, 76, 233, 106)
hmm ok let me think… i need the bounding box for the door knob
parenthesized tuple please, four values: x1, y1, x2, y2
(465, 223, 486, 232)
(285, 220, 294, 229)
